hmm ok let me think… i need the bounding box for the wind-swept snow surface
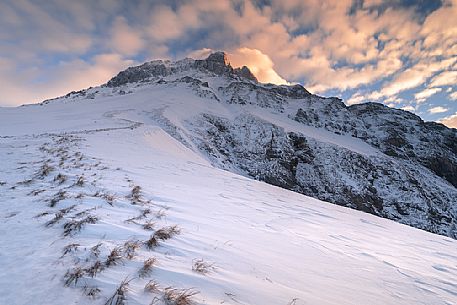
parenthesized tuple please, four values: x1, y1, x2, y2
(1, 95, 457, 305)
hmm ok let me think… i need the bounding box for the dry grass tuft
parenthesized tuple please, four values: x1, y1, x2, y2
(18, 179, 33, 185)
(75, 176, 85, 186)
(29, 189, 45, 196)
(105, 278, 131, 305)
(145, 235, 159, 250)
(139, 257, 157, 278)
(49, 190, 67, 207)
(63, 215, 98, 236)
(192, 259, 215, 275)
(163, 287, 199, 305)
(38, 163, 54, 177)
(144, 280, 160, 293)
(105, 247, 123, 267)
(84, 286, 101, 298)
(91, 242, 102, 258)
(124, 240, 141, 259)
(64, 267, 85, 287)
(46, 212, 63, 227)
(143, 220, 155, 230)
(102, 193, 115, 205)
(74, 207, 97, 218)
(155, 209, 167, 219)
(61, 243, 80, 257)
(125, 208, 151, 224)
(34, 211, 50, 218)
(145, 225, 180, 249)
(154, 225, 180, 241)
(131, 185, 141, 204)
(85, 260, 104, 277)
(54, 173, 67, 184)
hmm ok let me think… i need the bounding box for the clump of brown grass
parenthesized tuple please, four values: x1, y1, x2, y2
(145, 225, 180, 250)
(75, 176, 85, 186)
(61, 243, 80, 257)
(83, 286, 101, 298)
(102, 193, 115, 205)
(124, 240, 141, 259)
(124, 208, 151, 224)
(105, 278, 131, 305)
(29, 189, 45, 196)
(154, 225, 181, 240)
(105, 247, 123, 267)
(91, 242, 102, 258)
(192, 259, 215, 275)
(145, 235, 159, 250)
(38, 162, 54, 177)
(74, 207, 97, 218)
(131, 185, 142, 204)
(139, 257, 157, 278)
(64, 267, 85, 287)
(143, 220, 155, 230)
(46, 205, 76, 227)
(34, 211, 50, 218)
(63, 215, 98, 236)
(144, 280, 160, 293)
(54, 173, 67, 184)
(155, 209, 167, 219)
(18, 179, 33, 185)
(163, 287, 199, 305)
(85, 260, 104, 277)
(49, 190, 67, 207)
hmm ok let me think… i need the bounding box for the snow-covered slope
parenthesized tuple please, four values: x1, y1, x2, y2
(1, 102, 457, 305)
(1, 52, 457, 305)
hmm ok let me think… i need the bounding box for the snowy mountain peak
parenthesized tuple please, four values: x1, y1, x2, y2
(205, 51, 230, 65)
(106, 51, 258, 87)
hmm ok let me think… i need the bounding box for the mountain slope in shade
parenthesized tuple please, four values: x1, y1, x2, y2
(1, 95, 457, 305)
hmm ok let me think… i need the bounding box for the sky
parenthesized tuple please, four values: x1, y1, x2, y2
(0, 0, 456, 128)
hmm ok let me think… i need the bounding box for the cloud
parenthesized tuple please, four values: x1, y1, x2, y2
(187, 48, 214, 60)
(0, 53, 134, 106)
(0, 0, 456, 123)
(228, 48, 289, 85)
(450, 91, 457, 100)
(187, 47, 289, 85)
(439, 112, 457, 128)
(428, 106, 449, 114)
(414, 87, 442, 103)
(401, 105, 416, 112)
(371, 57, 456, 100)
(110, 16, 144, 56)
(346, 93, 366, 105)
(430, 70, 457, 87)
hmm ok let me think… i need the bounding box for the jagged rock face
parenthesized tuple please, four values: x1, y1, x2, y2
(106, 51, 259, 87)
(85, 52, 457, 238)
(293, 100, 457, 189)
(234, 66, 258, 82)
(187, 112, 457, 238)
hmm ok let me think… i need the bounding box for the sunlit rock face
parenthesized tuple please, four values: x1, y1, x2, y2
(100, 52, 457, 238)
(107, 51, 259, 87)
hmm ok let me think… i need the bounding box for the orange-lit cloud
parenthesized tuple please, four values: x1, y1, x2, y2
(439, 112, 457, 128)
(228, 48, 289, 85)
(0, 0, 456, 128)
